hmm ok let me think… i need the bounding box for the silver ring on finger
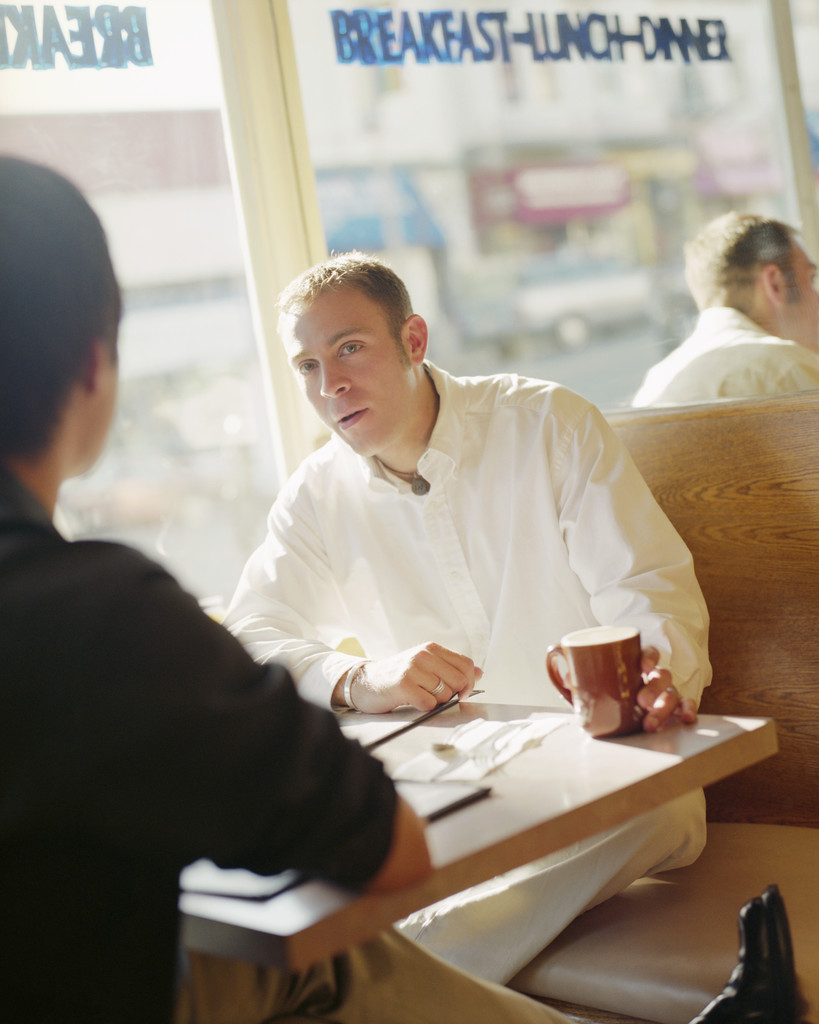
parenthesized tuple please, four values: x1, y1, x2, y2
(430, 680, 446, 697)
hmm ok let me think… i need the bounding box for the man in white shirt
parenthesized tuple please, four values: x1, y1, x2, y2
(224, 251, 711, 984)
(633, 212, 819, 406)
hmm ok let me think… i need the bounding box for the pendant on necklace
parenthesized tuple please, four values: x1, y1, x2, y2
(412, 475, 431, 495)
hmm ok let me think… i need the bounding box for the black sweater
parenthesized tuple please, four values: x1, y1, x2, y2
(0, 467, 396, 1022)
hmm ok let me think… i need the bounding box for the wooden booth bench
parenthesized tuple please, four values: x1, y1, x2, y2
(509, 391, 819, 1024)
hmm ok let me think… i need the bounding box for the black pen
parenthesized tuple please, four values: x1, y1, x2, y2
(362, 690, 485, 752)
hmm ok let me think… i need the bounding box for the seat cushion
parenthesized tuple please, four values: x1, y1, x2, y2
(509, 823, 819, 1024)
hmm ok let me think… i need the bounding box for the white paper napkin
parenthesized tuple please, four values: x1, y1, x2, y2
(394, 716, 566, 782)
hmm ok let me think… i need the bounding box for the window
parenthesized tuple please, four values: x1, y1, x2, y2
(0, 2, 279, 607)
(4, 1, 817, 572)
(283, 0, 815, 409)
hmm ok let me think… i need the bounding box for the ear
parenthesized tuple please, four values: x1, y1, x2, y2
(402, 314, 429, 366)
(80, 338, 112, 394)
(757, 263, 790, 309)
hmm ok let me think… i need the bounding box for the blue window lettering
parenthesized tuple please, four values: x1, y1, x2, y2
(324, 8, 730, 66)
(41, 4, 72, 67)
(476, 12, 509, 62)
(585, 14, 612, 61)
(121, 6, 151, 65)
(472, 11, 496, 62)
(398, 11, 421, 63)
(418, 12, 445, 62)
(331, 11, 355, 62)
(376, 11, 401, 63)
(352, 9, 378, 65)
(439, 11, 458, 63)
(0, 5, 152, 70)
(456, 11, 480, 63)
(5, 5, 40, 69)
(66, 6, 98, 68)
(95, 5, 125, 67)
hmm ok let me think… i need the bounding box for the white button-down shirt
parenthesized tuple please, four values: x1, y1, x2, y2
(633, 306, 819, 406)
(225, 366, 711, 708)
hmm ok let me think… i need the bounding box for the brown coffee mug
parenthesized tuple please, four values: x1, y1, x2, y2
(546, 625, 645, 738)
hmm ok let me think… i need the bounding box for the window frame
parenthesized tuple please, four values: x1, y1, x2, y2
(209, 0, 328, 479)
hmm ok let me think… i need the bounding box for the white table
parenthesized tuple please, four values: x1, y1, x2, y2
(180, 702, 777, 970)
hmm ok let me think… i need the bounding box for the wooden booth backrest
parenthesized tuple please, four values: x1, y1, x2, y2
(607, 391, 819, 829)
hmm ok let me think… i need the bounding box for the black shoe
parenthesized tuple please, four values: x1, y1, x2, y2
(761, 884, 797, 1023)
(688, 884, 796, 1024)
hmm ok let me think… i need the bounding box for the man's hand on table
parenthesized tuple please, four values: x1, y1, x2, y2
(334, 642, 482, 714)
(637, 646, 698, 732)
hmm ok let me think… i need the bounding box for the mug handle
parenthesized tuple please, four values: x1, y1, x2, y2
(546, 645, 573, 705)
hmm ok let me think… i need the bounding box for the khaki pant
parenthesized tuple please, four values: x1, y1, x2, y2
(400, 789, 707, 983)
(175, 927, 569, 1024)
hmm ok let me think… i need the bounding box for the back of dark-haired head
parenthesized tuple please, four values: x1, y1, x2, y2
(0, 155, 121, 458)
(277, 251, 412, 342)
(684, 211, 798, 314)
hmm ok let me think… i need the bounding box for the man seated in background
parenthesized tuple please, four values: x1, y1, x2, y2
(633, 211, 819, 406)
(223, 249, 710, 986)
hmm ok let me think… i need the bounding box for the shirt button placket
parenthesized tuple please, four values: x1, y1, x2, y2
(423, 493, 491, 665)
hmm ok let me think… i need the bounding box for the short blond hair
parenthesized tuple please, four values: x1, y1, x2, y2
(684, 212, 798, 313)
(277, 251, 413, 342)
